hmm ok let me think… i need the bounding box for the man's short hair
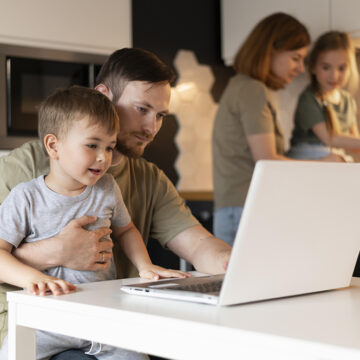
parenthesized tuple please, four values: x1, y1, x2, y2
(38, 86, 119, 143)
(96, 48, 176, 104)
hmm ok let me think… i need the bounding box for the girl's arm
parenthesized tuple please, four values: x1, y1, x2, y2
(112, 222, 190, 280)
(312, 122, 360, 149)
(0, 238, 76, 295)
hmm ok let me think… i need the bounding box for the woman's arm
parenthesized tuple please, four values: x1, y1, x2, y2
(247, 133, 342, 162)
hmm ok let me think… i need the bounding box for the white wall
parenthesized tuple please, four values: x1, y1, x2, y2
(221, 0, 330, 66)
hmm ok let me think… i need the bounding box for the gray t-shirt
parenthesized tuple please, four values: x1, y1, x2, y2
(0, 173, 131, 284)
(212, 73, 285, 208)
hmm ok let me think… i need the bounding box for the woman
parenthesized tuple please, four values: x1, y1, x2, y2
(288, 31, 360, 160)
(212, 13, 340, 246)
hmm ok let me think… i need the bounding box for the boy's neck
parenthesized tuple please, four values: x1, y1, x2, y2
(45, 171, 87, 197)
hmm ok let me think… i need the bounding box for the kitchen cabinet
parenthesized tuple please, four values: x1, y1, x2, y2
(221, 0, 330, 65)
(0, 0, 131, 54)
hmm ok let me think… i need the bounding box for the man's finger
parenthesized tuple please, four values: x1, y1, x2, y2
(94, 227, 113, 239)
(91, 262, 111, 271)
(97, 241, 114, 253)
(72, 215, 97, 228)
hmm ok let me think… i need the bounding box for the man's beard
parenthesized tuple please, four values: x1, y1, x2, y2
(116, 133, 153, 158)
(116, 141, 143, 158)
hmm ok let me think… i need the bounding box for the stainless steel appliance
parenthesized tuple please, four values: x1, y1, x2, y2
(0, 44, 106, 149)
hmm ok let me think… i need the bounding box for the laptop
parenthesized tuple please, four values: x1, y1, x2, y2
(121, 160, 360, 306)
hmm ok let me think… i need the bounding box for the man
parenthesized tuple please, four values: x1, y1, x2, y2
(0, 48, 231, 359)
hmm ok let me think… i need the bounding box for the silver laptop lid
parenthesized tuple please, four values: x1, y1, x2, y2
(219, 160, 360, 305)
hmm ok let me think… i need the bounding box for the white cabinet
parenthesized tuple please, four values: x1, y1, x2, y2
(221, 0, 330, 65)
(0, 0, 131, 55)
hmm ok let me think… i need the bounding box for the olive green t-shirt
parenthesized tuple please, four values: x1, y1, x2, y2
(212, 74, 285, 209)
(290, 86, 357, 146)
(0, 140, 198, 346)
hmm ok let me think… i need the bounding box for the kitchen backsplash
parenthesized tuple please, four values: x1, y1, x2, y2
(170, 50, 218, 192)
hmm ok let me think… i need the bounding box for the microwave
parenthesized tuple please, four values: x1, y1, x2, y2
(0, 44, 107, 149)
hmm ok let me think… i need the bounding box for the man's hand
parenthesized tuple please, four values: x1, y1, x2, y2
(55, 216, 114, 271)
(14, 216, 114, 271)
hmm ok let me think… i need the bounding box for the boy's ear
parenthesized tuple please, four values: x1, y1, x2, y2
(44, 134, 59, 159)
(95, 84, 113, 101)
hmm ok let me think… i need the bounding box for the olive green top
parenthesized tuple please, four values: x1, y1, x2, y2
(212, 74, 285, 209)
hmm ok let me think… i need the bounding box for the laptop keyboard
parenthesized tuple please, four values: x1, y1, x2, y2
(173, 280, 223, 293)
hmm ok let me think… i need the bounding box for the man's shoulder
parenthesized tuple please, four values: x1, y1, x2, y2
(110, 156, 164, 179)
(0, 140, 47, 167)
(0, 140, 49, 204)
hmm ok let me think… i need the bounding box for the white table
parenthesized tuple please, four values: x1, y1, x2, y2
(7, 276, 360, 360)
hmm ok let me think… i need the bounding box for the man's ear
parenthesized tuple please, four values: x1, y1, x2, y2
(44, 134, 59, 159)
(95, 84, 113, 101)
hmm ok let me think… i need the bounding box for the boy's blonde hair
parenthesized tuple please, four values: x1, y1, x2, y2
(233, 12, 310, 90)
(38, 86, 119, 144)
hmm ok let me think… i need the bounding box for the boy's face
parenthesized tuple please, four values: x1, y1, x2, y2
(54, 117, 117, 191)
(114, 81, 171, 158)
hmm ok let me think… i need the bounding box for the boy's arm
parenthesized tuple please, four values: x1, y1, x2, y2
(112, 222, 190, 280)
(12, 216, 113, 271)
(0, 238, 76, 295)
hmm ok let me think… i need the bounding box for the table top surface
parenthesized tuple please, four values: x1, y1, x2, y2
(8, 275, 360, 354)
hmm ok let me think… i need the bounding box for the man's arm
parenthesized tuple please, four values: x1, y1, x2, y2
(167, 224, 232, 274)
(112, 222, 190, 280)
(13, 216, 114, 271)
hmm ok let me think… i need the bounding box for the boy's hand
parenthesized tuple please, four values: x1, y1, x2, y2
(26, 276, 77, 296)
(138, 265, 192, 280)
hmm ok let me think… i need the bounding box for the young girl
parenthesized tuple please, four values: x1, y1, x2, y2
(288, 31, 360, 160)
